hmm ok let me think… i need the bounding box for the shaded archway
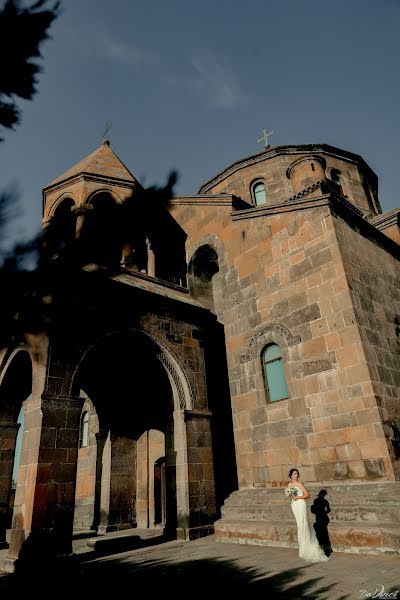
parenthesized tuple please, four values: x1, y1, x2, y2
(44, 197, 75, 261)
(71, 331, 186, 536)
(84, 192, 122, 267)
(0, 349, 32, 547)
(188, 245, 220, 311)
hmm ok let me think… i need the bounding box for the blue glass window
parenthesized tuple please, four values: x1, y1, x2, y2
(253, 182, 267, 206)
(262, 343, 288, 401)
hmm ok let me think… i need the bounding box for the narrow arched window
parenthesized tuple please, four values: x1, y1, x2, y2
(252, 181, 267, 206)
(330, 168, 343, 196)
(262, 344, 288, 402)
(79, 411, 89, 448)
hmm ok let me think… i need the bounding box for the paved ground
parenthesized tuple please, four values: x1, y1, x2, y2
(0, 531, 398, 598)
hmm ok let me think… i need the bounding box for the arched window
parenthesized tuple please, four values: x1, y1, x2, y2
(252, 181, 267, 206)
(262, 343, 288, 402)
(79, 411, 89, 448)
(188, 244, 219, 312)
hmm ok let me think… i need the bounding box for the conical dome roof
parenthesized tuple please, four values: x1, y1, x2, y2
(47, 140, 136, 187)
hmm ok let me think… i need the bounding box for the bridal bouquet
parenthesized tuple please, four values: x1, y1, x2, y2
(285, 486, 298, 498)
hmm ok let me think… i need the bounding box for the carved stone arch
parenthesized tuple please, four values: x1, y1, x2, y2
(46, 193, 77, 220)
(0, 346, 33, 422)
(68, 328, 193, 411)
(186, 234, 227, 270)
(85, 188, 123, 206)
(241, 322, 301, 363)
(0, 346, 32, 386)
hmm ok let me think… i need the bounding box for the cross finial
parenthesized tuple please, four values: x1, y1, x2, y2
(258, 128, 273, 149)
(102, 122, 112, 145)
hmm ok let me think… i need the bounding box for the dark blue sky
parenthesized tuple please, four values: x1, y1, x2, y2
(1, 0, 399, 241)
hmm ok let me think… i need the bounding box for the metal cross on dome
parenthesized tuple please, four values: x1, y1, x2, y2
(258, 128, 273, 149)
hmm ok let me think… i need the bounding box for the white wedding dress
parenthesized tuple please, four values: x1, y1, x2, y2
(290, 486, 330, 562)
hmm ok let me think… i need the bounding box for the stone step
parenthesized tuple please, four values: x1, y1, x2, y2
(221, 503, 400, 524)
(215, 519, 400, 555)
(223, 486, 399, 507)
(217, 485, 400, 554)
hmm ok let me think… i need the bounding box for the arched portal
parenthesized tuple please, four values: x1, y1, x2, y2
(0, 349, 32, 547)
(71, 331, 189, 536)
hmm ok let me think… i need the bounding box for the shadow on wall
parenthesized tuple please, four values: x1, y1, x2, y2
(311, 490, 332, 557)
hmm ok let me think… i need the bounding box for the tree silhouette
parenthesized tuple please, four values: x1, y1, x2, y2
(0, 0, 60, 140)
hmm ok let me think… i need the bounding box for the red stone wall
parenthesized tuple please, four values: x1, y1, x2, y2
(333, 213, 400, 479)
(171, 181, 396, 487)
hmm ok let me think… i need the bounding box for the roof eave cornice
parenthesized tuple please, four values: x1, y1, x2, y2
(198, 144, 377, 194)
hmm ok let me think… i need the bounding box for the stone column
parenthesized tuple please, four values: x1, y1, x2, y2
(0, 423, 20, 549)
(71, 204, 93, 240)
(136, 431, 149, 528)
(98, 432, 111, 534)
(98, 433, 136, 533)
(91, 430, 107, 531)
(184, 410, 216, 539)
(41, 216, 53, 260)
(8, 395, 83, 560)
(146, 237, 156, 277)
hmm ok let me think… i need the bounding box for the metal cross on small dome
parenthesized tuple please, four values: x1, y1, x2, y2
(258, 128, 273, 149)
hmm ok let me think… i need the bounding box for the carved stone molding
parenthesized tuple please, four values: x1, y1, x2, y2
(69, 328, 193, 411)
(147, 331, 194, 410)
(41, 395, 84, 410)
(241, 323, 301, 363)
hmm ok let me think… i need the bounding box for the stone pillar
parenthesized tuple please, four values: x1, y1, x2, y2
(0, 423, 20, 549)
(184, 410, 216, 538)
(136, 431, 149, 528)
(146, 237, 156, 277)
(91, 430, 107, 531)
(164, 415, 180, 537)
(71, 204, 93, 240)
(8, 395, 83, 560)
(98, 433, 136, 533)
(41, 216, 53, 260)
(98, 432, 111, 534)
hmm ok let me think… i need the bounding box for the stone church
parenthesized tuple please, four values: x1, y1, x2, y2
(0, 139, 399, 570)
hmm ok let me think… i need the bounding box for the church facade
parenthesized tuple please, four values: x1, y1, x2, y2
(0, 140, 399, 569)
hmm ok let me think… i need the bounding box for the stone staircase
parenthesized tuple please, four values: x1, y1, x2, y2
(214, 482, 400, 555)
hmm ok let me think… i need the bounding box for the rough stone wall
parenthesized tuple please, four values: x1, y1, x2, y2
(333, 213, 400, 478)
(109, 436, 136, 527)
(171, 196, 396, 487)
(139, 312, 209, 412)
(203, 152, 375, 214)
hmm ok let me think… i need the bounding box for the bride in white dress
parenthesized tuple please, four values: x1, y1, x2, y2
(287, 468, 330, 563)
